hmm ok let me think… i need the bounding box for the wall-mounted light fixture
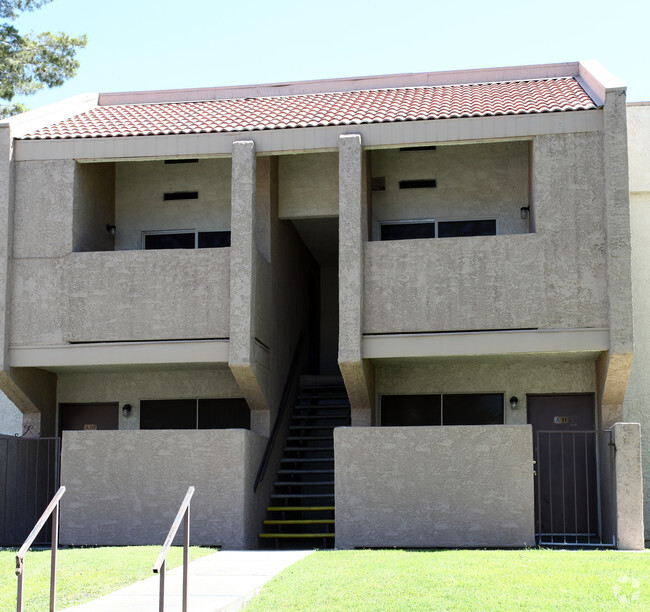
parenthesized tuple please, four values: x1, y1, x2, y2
(106, 224, 116, 235)
(520, 206, 530, 220)
(509, 396, 520, 410)
(122, 404, 132, 417)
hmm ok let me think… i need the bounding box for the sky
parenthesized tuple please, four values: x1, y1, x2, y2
(9, 0, 650, 111)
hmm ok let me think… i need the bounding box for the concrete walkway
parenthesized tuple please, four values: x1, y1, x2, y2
(66, 550, 314, 612)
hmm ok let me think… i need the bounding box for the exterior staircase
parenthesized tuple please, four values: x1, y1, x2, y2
(259, 375, 350, 548)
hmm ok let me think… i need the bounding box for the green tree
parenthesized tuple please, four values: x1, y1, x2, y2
(0, 0, 86, 117)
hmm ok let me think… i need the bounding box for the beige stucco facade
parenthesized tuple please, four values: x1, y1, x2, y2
(0, 62, 645, 549)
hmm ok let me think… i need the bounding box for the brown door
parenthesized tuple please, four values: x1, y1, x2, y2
(527, 394, 599, 544)
(59, 403, 119, 436)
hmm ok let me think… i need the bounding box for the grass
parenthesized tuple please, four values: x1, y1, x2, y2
(245, 549, 650, 611)
(0, 545, 215, 611)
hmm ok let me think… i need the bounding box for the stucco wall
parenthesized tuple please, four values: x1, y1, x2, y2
(370, 142, 529, 237)
(57, 365, 241, 430)
(0, 390, 21, 435)
(278, 152, 338, 219)
(60, 429, 265, 548)
(10, 249, 230, 346)
(335, 425, 535, 548)
(13, 160, 75, 258)
(115, 158, 232, 250)
(375, 358, 597, 424)
(364, 132, 608, 334)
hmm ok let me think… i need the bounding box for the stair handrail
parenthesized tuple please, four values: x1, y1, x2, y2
(153, 486, 195, 612)
(254, 332, 305, 492)
(15, 485, 66, 612)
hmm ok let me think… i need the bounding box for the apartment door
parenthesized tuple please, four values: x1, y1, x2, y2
(527, 394, 599, 545)
(59, 403, 119, 435)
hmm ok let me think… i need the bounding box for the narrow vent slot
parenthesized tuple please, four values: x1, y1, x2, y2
(163, 191, 199, 201)
(399, 146, 437, 151)
(399, 179, 436, 189)
(164, 159, 199, 164)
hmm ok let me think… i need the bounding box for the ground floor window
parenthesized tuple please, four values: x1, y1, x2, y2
(140, 398, 250, 429)
(380, 393, 503, 426)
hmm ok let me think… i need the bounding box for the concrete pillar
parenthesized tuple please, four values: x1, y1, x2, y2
(229, 140, 270, 435)
(338, 134, 374, 426)
(598, 84, 634, 428)
(612, 423, 645, 549)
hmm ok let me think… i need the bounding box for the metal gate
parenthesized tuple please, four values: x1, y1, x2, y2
(534, 429, 613, 546)
(0, 435, 60, 546)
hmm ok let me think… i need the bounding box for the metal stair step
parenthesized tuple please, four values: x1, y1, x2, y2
(277, 469, 334, 475)
(271, 493, 334, 499)
(259, 533, 335, 538)
(264, 519, 334, 525)
(274, 481, 334, 487)
(266, 506, 334, 511)
(280, 457, 333, 463)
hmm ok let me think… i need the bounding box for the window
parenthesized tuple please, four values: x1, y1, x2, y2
(380, 394, 504, 426)
(140, 398, 250, 429)
(143, 230, 231, 250)
(378, 218, 497, 241)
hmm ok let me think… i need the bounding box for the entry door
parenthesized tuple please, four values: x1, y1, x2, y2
(527, 394, 599, 544)
(59, 403, 119, 435)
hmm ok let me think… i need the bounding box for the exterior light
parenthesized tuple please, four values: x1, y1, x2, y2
(122, 404, 132, 417)
(520, 206, 530, 220)
(509, 396, 519, 410)
(106, 224, 116, 235)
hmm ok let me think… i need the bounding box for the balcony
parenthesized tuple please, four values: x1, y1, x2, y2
(10, 248, 230, 349)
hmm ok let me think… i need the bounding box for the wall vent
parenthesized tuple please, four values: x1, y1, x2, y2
(164, 159, 199, 164)
(371, 177, 386, 191)
(163, 191, 199, 200)
(399, 179, 436, 189)
(399, 146, 437, 152)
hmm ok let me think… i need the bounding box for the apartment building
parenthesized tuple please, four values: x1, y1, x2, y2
(0, 61, 645, 549)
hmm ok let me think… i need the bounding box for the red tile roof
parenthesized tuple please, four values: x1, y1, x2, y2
(22, 77, 597, 140)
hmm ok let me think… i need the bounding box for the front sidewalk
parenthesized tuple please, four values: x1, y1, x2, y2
(66, 550, 313, 611)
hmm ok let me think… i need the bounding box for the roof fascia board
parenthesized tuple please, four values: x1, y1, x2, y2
(97, 63, 581, 106)
(363, 328, 609, 359)
(8, 339, 229, 368)
(0, 93, 98, 139)
(13, 109, 604, 162)
(578, 61, 626, 106)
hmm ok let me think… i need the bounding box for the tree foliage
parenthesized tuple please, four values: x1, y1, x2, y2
(0, 0, 86, 117)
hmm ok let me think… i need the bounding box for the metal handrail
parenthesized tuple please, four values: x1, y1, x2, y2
(153, 486, 195, 612)
(253, 332, 304, 492)
(15, 485, 66, 612)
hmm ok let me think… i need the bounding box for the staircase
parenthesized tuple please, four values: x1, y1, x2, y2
(259, 376, 350, 548)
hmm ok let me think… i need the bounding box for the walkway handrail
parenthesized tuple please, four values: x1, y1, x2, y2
(253, 332, 304, 492)
(15, 485, 66, 612)
(153, 486, 195, 612)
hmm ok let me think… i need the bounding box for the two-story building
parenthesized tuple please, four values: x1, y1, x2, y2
(0, 61, 645, 549)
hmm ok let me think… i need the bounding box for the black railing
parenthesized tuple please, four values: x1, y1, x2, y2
(253, 333, 304, 492)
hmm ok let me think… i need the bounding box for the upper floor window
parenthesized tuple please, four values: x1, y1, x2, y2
(378, 218, 497, 241)
(143, 229, 231, 250)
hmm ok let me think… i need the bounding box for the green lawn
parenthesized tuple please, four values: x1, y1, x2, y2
(245, 549, 650, 611)
(0, 546, 215, 611)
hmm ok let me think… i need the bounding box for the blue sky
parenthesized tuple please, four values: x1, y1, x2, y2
(11, 0, 650, 110)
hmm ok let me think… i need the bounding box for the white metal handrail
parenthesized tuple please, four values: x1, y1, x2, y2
(153, 486, 195, 612)
(15, 485, 66, 612)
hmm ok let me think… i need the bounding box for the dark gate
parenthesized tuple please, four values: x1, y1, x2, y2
(528, 394, 612, 546)
(0, 436, 60, 546)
